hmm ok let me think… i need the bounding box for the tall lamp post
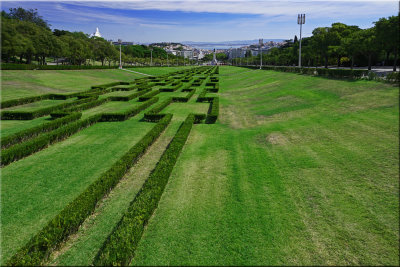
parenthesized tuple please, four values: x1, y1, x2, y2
(259, 38, 263, 69)
(298, 14, 305, 68)
(118, 39, 122, 69)
(150, 48, 153, 66)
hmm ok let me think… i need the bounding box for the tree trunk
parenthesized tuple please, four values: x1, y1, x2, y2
(368, 54, 372, 70)
(337, 56, 340, 67)
(324, 55, 328, 68)
(350, 55, 354, 69)
(20, 54, 23, 63)
(393, 51, 398, 72)
(385, 51, 390, 66)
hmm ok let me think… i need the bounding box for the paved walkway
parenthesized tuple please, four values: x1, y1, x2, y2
(120, 68, 153, 76)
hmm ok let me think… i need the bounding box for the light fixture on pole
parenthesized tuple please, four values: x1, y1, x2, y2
(297, 14, 305, 68)
(118, 39, 122, 69)
(259, 38, 263, 70)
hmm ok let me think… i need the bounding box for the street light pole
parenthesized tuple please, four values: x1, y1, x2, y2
(150, 48, 153, 66)
(118, 39, 122, 69)
(259, 38, 263, 70)
(298, 14, 305, 68)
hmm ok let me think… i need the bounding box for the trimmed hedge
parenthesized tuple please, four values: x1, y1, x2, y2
(108, 88, 151, 101)
(63, 98, 109, 113)
(100, 97, 158, 121)
(6, 114, 172, 266)
(1, 112, 82, 149)
(172, 89, 196, 102)
(91, 82, 128, 90)
(1, 97, 94, 120)
(1, 114, 101, 166)
(1, 63, 133, 70)
(159, 80, 183, 92)
(1, 94, 51, 109)
(138, 90, 160, 102)
(206, 97, 219, 124)
(93, 114, 194, 266)
(144, 97, 172, 122)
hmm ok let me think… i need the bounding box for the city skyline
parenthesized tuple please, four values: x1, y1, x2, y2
(1, 0, 398, 43)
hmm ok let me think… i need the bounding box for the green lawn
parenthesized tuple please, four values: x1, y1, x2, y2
(0, 67, 191, 101)
(131, 67, 399, 266)
(1, 66, 398, 266)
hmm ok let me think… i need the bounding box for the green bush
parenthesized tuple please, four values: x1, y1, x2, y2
(1, 114, 101, 166)
(63, 98, 109, 113)
(108, 88, 151, 101)
(172, 89, 196, 102)
(386, 71, 400, 83)
(144, 97, 172, 122)
(6, 114, 172, 266)
(0, 63, 134, 70)
(1, 94, 51, 108)
(93, 114, 193, 266)
(1, 112, 82, 149)
(91, 82, 127, 90)
(101, 97, 158, 121)
(206, 97, 219, 124)
(1, 97, 94, 120)
(138, 90, 160, 101)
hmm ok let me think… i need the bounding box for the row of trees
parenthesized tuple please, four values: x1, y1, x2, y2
(236, 15, 398, 71)
(1, 8, 187, 66)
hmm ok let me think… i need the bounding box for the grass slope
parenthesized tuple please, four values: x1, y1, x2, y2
(131, 66, 399, 266)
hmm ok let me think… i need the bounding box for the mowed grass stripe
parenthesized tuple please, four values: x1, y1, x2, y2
(130, 66, 398, 265)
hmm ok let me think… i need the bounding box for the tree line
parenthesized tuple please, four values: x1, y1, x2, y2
(233, 15, 399, 71)
(1, 8, 187, 66)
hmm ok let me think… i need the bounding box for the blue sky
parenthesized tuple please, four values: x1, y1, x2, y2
(1, 1, 398, 43)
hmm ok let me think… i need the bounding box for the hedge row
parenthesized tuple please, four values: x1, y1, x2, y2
(1, 114, 101, 166)
(1, 112, 82, 149)
(1, 94, 51, 109)
(91, 82, 128, 90)
(1, 97, 95, 120)
(172, 89, 196, 102)
(1, 63, 133, 70)
(7, 114, 173, 266)
(138, 90, 160, 102)
(241, 65, 369, 79)
(100, 97, 158, 121)
(93, 114, 194, 266)
(63, 98, 109, 113)
(108, 88, 151, 102)
(159, 80, 183, 92)
(143, 97, 172, 122)
(206, 97, 219, 124)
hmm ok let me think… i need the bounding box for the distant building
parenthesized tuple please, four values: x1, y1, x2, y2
(177, 50, 194, 59)
(228, 48, 247, 59)
(90, 27, 102, 38)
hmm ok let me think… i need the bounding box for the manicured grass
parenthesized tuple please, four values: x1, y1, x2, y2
(0, 67, 190, 101)
(131, 66, 399, 266)
(2, 66, 397, 266)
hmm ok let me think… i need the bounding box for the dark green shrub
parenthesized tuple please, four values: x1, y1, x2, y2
(6, 114, 172, 266)
(101, 97, 158, 121)
(1, 97, 94, 120)
(143, 97, 172, 122)
(1, 112, 82, 149)
(206, 97, 219, 124)
(93, 114, 193, 266)
(1, 94, 51, 109)
(107, 88, 151, 101)
(138, 90, 160, 101)
(1, 114, 101, 166)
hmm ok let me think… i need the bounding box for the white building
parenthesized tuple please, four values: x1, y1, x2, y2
(228, 48, 247, 59)
(90, 27, 102, 38)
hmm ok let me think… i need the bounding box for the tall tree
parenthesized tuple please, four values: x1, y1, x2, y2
(375, 15, 399, 71)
